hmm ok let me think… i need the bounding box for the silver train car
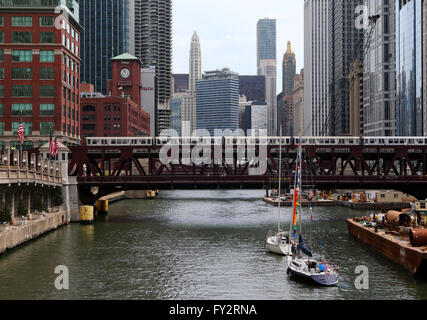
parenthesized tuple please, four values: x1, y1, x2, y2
(85, 136, 427, 147)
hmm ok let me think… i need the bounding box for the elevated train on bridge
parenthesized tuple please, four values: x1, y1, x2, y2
(85, 136, 427, 147)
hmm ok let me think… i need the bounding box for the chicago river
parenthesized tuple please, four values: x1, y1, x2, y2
(0, 190, 426, 300)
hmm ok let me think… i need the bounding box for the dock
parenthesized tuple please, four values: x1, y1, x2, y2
(263, 197, 336, 207)
(337, 200, 411, 211)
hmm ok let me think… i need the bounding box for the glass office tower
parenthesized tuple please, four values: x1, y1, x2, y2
(395, 0, 423, 136)
(79, 0, 135, 95)
(196, 68, 240, 135)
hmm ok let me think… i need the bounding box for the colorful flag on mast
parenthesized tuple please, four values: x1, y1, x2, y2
(17, 114, 25, 146)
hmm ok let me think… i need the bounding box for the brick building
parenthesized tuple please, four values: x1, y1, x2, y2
(80, 53, 150, 142)
(0, 1, 82, 149)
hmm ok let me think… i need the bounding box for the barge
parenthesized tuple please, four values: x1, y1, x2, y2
(347, 216, 427, 277)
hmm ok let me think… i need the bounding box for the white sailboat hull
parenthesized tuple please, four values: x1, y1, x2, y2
(266, 235, 291, 256)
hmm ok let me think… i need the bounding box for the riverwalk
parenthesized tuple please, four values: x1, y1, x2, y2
(0, 210, 66, 255)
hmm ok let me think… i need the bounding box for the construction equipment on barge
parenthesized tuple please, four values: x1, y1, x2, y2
(347, 201, 427, 277)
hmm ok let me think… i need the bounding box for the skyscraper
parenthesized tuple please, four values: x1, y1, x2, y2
(363, 0, 396, 137)
(282, 41, 296, 96)
(257, 18, 276, 72)
(79, 0, 135, 95)
(189, 32, 202, 93)
(134, 0, 172, 114)
(239, 75, 266, 102)
(257, 18, 277, 135)
(304, 0, 329, 136)
(293, 69, 305, 136)
(196, 68, 239, 135)
(188, 31, 202, 133)
(395, 0, 424, 136)
(328, 0, 365, 136)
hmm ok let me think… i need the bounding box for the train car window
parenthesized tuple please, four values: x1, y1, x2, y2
(349, 139, 354, 144)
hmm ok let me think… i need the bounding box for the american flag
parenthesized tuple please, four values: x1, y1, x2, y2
(53, 137, 59, 156)
(49, 132, 55, 157)
(17, 115, 24, 145)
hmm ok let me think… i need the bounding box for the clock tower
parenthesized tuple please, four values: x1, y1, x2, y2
(111, 53, 142, 105)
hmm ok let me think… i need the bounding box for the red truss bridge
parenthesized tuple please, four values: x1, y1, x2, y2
(68, 136, 427, 203)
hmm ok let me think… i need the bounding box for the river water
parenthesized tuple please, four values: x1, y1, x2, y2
(0, 190, 426, 300)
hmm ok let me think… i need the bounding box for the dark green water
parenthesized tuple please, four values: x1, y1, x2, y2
(0, 190, 426, 300)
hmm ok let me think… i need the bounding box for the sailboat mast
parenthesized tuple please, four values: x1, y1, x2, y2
(288, 137, 299, 245)
(277, 128, 282, 232)
(298, 138, 302, 235)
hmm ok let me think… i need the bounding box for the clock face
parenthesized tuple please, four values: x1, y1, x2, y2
(120, 68, 130, 79)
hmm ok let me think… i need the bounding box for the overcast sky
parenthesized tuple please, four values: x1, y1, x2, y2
(172, 0, 304, 91)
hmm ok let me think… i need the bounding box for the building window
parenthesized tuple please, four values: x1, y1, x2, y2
(0, 122, 4, 136)
(11, 32, 32, 43)
(83, 105, 96, 112)
(82, 124, 96, 131)
(12, 85, 32, 97)
(82, 115, 96, 121)
(0, 16, 3, 26)
(0, 104, 4, 116)
(12, 122, 32, 135)
(11, 16, 32, 27)
(40, 85, 55, 97)
(0, 68, 3, 80)
(40, 50, 54, 62)
(0, 85, 3, 97)
(40, 67, 54, 80)
(12, 104, 32, 116)
(40, 104, 55, 116)
(12, 50, 32, 62)
(39, 16, 54, 26)
(12, 68, 32, 80)
(40, 122, 55, 136)
(0, 49, 3, 61)
(0, 31, 3, 43)
(40, 32, 55, 43)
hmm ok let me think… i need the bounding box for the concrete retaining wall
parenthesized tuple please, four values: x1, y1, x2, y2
(0, 210, 66, 255)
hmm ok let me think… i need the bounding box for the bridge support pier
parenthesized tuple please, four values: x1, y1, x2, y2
(62, 176, 79, 222)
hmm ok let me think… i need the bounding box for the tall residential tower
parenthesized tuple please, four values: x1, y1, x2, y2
(134, 0, 172, 135)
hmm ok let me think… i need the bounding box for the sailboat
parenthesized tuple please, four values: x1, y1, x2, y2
(286, 136, 340, 286)
(265, 131, 291, 256)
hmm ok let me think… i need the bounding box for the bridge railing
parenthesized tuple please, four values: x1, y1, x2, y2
(0, 149, 62, 185)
